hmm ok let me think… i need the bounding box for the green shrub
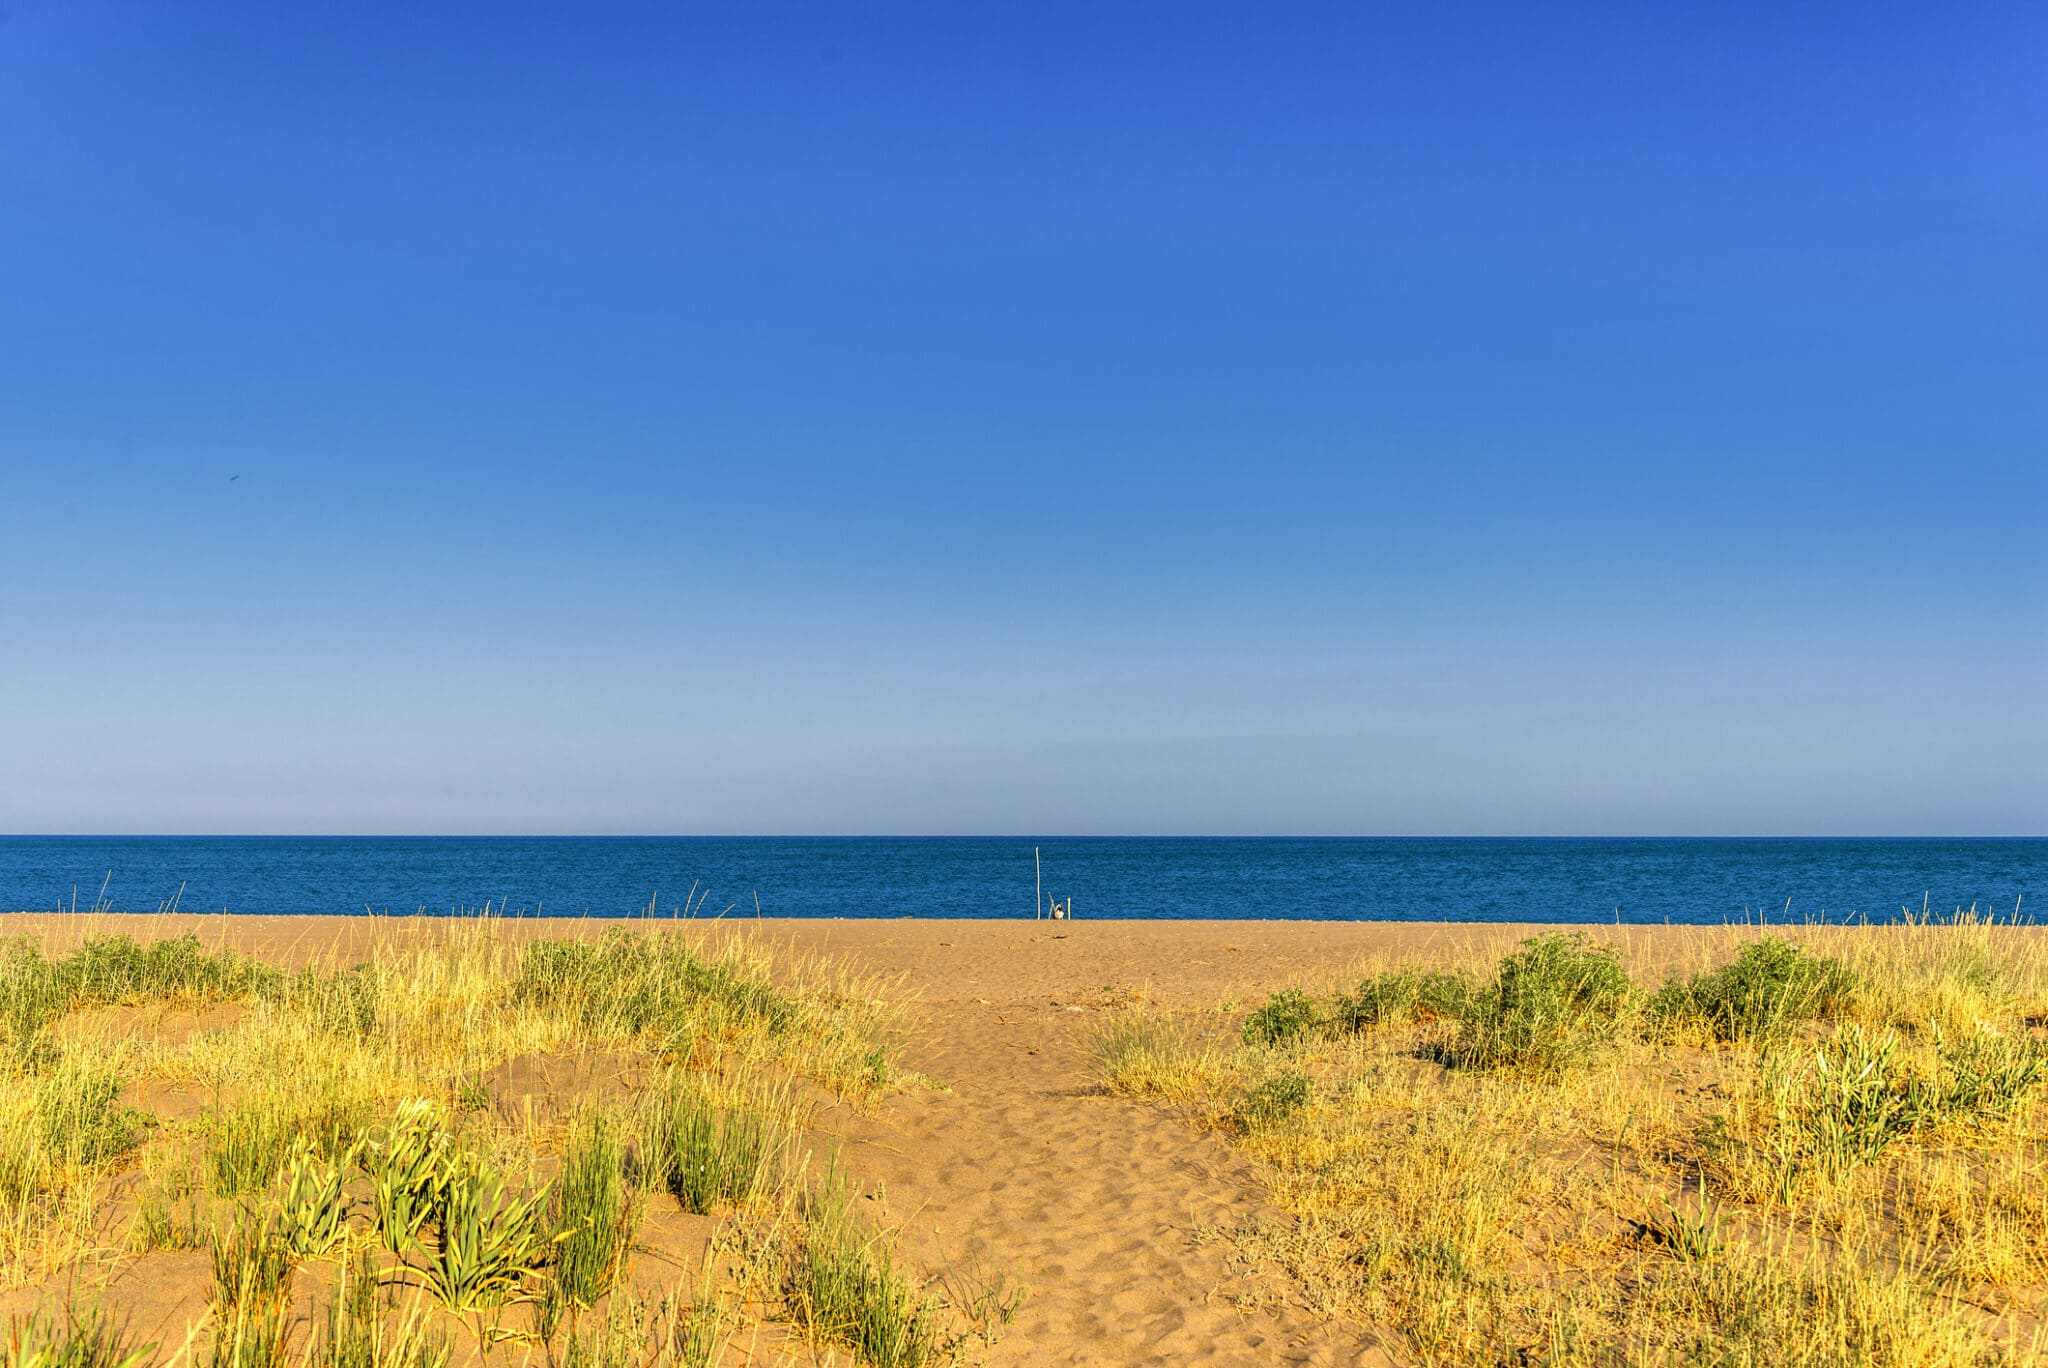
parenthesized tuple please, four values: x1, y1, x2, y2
(512, 932, 796, 1048)
(1240, 990, 1319, 1047)
(62, 934, 281, 1005)
(1451, 933, 1639, 1074)
(1909, 1030, 2046, 1128)
(1650, 938, 1855, 1043)
(1334, 967, 1473, 1031)
(0, 934, 284, 1051)
(1235, 1073, 1313, 1131)
(1, 1065, 147, 1206)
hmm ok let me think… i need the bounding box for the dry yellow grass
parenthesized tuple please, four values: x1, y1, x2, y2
(1100, 916, 2048, 1366)
(0, 917, 934, 1368)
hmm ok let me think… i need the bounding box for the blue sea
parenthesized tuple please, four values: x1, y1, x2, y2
(0, 836, 2041, 924)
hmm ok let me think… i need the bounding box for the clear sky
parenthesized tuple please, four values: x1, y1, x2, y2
(1, 2, 2043, 836)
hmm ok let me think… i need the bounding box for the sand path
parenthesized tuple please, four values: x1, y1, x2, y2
(826, 998, 1377, 1366)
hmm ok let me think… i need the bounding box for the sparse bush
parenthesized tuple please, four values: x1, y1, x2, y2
(204, 1104, 296, 1199)
(211, 1208, 295, 1313)
(281, 968, 380, 1040)
(1, 923, 907, 1354)
(133, 1197, 204, 1254)
(1241, 990, 1319, 1047)
(0, 1063, 146, 1209)
(939, 1241, 1027, 1350)
(1101, 930, 2048, 1365)
(1650, 937, 1856, 1043)
(1718, 1024, 2048, 1202)
(1451, 933, 1639, 1074)
(1333, 967, 1473, 1032)
(55, 934, 282, 1007)
(1095, 1013, 1229, 1103)
(0, 934, 283, 1053)
(1235, 1073, 1312, 1131)
(201, 1297, 288, 1368)
(1717, 1027, 1918, 1198)
(558, 1301, 641, 1368)
(133, 1166, 207, 1253)
(206, 1090, 367, 1199)
(1645, 1182, 1728, 1263)
(1634, 1238, 1996, 1365)
(1782, 1025, 1916, 1182)
(1910, 1030, 2045, 1127)
(673, 1285, 732, 1368)
(205, 1207, 295, 1368)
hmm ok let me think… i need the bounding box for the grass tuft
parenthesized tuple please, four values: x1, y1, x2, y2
(2, 1306, 156, 1368)
(512, 931, 797, 1049)
(653, 1081, 780, 1216)
(205, 1208, 295, 1368)
(545, 1110, 636, 1311)
(307, 1249, 447, 1368)
(791, 1171, 942, 1368)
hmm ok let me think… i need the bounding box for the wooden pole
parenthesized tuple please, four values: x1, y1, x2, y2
(1035, 847, 1042, 921)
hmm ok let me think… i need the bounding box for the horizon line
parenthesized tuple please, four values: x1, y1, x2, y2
(4, 833, 2044, 842)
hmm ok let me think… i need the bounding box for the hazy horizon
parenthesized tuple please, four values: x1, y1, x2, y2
(4, 3, 2043, 836)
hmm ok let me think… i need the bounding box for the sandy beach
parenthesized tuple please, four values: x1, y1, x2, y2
(8, 913, 2041, 1365)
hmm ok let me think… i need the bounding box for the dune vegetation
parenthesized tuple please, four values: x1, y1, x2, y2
(1100, 917, 2048, 1366)
(0, 920, 947, 1368)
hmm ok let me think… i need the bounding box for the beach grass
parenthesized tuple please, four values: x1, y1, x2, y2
(11, 910, 2045, 1365)
(0, 917, 948, 1368)
(1100, 915, 2048, 1365)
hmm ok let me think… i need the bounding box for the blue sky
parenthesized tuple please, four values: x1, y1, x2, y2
(2, 1, 2043, 835)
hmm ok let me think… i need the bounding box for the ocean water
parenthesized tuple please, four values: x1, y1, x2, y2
(0, 836, 2041, 924)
